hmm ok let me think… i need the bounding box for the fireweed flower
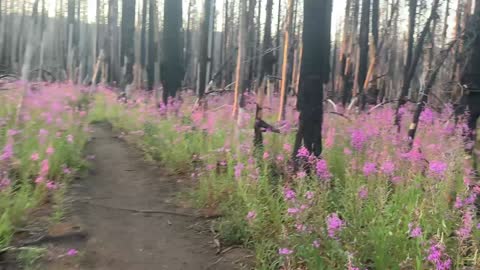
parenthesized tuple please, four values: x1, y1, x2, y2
(326, 213, 345, 238)
(263, 151, 270, 160)
(420, 108, 434, 123)
(234, 163, 244, 179)
(316, 159, 332, 181)
(0, 143, 13, 161)
(283, 188, 296, 201)
(380, 161, 395, 175)
(351, 129, 367, 151)
(40, 159, 49, 176)
(408, 223, 422, 238)
(429, 161, 447, 178)
(343, 147, 352, 155)
(278, 248, 293, 255)
(46, 181, 58, 190)
(46, 146, 55, 156)
(31, 152, 40, 161)
(246, 211, 257, 221)
(362, 162, 377, 177)
(283, 143, 292, 152)
(312, 240, 320, 248)
(296, 171, 307, 179)
(457, 209, 473, 240)
(287, 208, 300, 215)
(295, 223, 307, 232)
(296, 146, 310, 158)
(67, 134, 74, 143)
(305, 191, 314, 200)
(358, 186, 368, 199)
(0, 177, 11, 190)
(427, 242, 451, 270)
(66, 249, 78, 256)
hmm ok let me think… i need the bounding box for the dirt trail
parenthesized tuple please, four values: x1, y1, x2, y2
(45, 123, 241, 270)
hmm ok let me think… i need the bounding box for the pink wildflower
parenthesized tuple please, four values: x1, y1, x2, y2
(326, 213, 345, 238)
(46, 146, 55, 156)
(316, 159, 332, 181)
(429, 161, 447, 178)
(408, 223, 422, 238)
(246, 211, 257, 221)
(31, 152, 40, 161)
(278, 248, 293, 255)
(296, 146, 310, 158)
(66, 249, 78, 256)
(358, 186, 368, 199)
(362, 162, 377, 177)
(283, 188, 296, 201)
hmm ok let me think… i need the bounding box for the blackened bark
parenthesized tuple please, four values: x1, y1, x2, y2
(461, 0, 480, 154)
(121, 0, 136, 89)
(141, 0, 148, 68)
(372, 0, 379, 48)
(293, 0, 332, 158)
(198, 0, 212, 99)
(161, 0, 183, 104)
(147, 0, 156, 91)
(254, 0, 274, 151)
(395, 0, 439, 128)
(356, 0, 370, 109)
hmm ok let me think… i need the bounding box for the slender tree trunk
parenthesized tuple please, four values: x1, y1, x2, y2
(461, 0, 480, 156)
(120, 0, 136, 94)
(355, 0, 370, 110)
(394, 0, 440, 128)
(254, 0, 274, 151)
(140, 0, 148, 70)
(232, 0, 248, 119)
(293, 0, 332, 159)
(161, 0, 183, 104)
(147, 0, 156, 91)
(278, 0, 294, 121)
(198, 0, 213, 101)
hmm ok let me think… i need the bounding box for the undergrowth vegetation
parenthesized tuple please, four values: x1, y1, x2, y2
(90, 88, 480, 269)
(0, 82, 89, 249)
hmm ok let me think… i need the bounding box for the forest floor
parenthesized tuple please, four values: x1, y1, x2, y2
(12, 123, 249, 270)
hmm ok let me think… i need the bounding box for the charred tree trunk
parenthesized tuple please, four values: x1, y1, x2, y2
(395, 0, 439, 128)
(293, 0, 332, 158)
(461, 0, 480, 156)
(147, 0, 156, 91)
(254, 0, 274, 151)
(120, 0, 136, 93)
(232, 0, 248, 118)
(161, 0, 183, 104)
(140, 0, 148, 71)
(355, 0, 370, 110)
(198, 0, 213, 101)
(408, 41, 456, 146)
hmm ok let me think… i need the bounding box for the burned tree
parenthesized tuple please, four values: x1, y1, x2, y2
(461, 0, 480, 155)
(120, 0, 136, 93)
(161, 0, 183, 104)
(293, 0, 332, 158)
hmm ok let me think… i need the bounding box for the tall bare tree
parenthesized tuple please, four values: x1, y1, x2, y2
(161, 0, 183, 104)
(293, 0, 332, 158)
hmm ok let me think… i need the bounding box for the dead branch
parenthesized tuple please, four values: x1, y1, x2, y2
(80, 201, 198, 218)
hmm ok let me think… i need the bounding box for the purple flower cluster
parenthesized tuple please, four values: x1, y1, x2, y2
(362, 162, 377, 177)
(351, 129, 367, 151)
(316, 159, 332, 181)
(326, 213, 345, 238)
(427, 242, 451, 270)
(429, 161, 448, 178)
(457, 210, 473, 240)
